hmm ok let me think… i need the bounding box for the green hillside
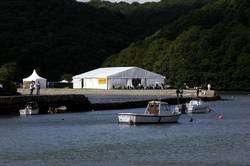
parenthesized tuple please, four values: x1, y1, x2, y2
(0, 0, 205, 81)
(103, 0, 250, 90)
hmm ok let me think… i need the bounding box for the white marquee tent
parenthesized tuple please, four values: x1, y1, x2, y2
(72, 67, 165, 89)
(23, 69, 47, 88)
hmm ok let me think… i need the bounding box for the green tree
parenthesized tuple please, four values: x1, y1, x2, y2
(60, 73, 73, 82)
(103, 0, 250, 90)
(0, 63, 17, 95)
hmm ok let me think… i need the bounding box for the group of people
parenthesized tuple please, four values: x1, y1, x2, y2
(29, 81, 40, 95)
(176, 88, 184, 98)
(176, 83, 212, 99)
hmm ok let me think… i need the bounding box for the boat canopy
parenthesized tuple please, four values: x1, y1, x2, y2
(190, 99, 204, 105)
(145, 101, 170, 115)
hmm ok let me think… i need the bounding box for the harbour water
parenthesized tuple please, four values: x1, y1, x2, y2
(0, 94, 250, 165)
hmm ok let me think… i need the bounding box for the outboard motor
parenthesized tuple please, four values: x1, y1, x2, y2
(175, 104, 187, 114)
(181, 104, 186, 114)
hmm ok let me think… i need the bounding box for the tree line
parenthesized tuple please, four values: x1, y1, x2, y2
(0, 0, 205, 82)
(103, 0, 250, 91)
(1, 0, 249, 92)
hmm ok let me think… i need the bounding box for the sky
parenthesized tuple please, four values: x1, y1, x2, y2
(76, 0, 161, 4)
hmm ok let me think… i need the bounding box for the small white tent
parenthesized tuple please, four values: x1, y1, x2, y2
(73, 67, 165, 89)
(60, 80, 69, 83)
(23, 69, 47, 88)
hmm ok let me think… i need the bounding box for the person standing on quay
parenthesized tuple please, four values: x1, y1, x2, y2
(196, 87, 200, 97)
(180, 88, 183, 98)
(29, 81, 35, 95)
(207, 83, 211, 91)
(36, 81, 41, 95)
(176, 88, 180, 104)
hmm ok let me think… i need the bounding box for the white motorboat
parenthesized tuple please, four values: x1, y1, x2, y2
(118, 101, 181, 124)
(19, 102, 39, 115)
(185, 99, 211, 113)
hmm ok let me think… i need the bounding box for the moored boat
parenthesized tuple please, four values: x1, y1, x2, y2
(118, 101, 181, 124)
(48, 106, 67, 114)
(19, 102, 39, 115)
(185, 99, 211, 113)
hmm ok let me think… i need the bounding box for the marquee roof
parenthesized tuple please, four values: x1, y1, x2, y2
(73, 67, 165, 79)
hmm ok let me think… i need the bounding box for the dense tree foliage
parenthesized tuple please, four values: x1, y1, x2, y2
(0, 0, 204, 81)
(103, 0, 250, 90)
(0, 63, 17, 95)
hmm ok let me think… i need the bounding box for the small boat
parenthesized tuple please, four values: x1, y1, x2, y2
(48, 106, 67, 114)
(19, 102, 39, 115)
(118, 101, 181, 124)
(185, 99, 211, 113)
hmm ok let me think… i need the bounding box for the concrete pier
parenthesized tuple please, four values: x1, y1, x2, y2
(0, 95, 91, 115)
(0, 89, 219, 115)
(17, 88, 216, 97)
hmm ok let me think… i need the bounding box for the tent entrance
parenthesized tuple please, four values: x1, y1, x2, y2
(81, 79, 84, 88)
(132, 78, 141, 88)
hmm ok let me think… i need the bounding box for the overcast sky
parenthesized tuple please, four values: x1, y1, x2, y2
(76, 0, 161, 4)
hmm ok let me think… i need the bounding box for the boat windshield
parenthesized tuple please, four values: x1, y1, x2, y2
(146, 102, 160, 115)
(160, 104, 170, 112)
(26, 102, 38, 108)
(190, 99, 203, 105)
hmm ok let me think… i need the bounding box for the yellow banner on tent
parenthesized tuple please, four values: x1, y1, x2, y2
(98, 78, 107, 84)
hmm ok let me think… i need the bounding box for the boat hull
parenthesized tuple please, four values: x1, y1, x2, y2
(186, 104, 210, 113)
(19, 108, 39, 115)
(118, 113, 180, 124)
(185, 99, 211, 114)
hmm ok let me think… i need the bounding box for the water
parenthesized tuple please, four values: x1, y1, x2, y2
(0, 95, 250, 166)
(86, 94, 168, 103)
